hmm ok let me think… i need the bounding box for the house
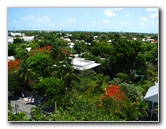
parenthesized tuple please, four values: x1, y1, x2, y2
(144, 83, 158, 121)
(108, 39, 112, 43)
(146, 39, 155, 42)
(93, 36, 98, 39)
(62, 38, 71, 42)
(22, 36, 35, 42)
(8, 36, 14, 44)
(26, 47, 32, 52)
(68, 42, 75, 48)
(133, 37, 137, 40)
(8, 56, 15, 61)
(53, 57, 101, 71)
(72, 57, 100, 71)
(10, 32, 24, 37)
(142, 38, 146, 42)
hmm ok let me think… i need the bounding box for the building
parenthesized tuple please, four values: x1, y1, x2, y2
(53, 57, 101, 71)
(26, 47, 32, 52)
(144, 83, 158, 121)
(8, 56, 15, 61)
(10, 32, 24, 37)
(8, 36, 14, 44)
(22, 36, 35, 42)
(72, 58, 100, 71)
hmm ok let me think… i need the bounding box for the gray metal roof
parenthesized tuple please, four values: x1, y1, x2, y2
(144, 83, 158, 103)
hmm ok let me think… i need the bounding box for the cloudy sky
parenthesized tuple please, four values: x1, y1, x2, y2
(8, 8, 159, 33)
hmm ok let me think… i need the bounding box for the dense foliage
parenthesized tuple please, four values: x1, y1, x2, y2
(8, 31, 158, 121)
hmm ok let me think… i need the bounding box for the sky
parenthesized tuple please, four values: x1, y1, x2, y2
(8, 8, 159, 33)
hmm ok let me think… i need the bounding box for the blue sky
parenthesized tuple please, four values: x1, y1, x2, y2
(8, 8, 159, 33)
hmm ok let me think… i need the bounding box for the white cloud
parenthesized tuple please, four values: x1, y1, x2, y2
(19, 14, 54, 29)
(120, 21, 127, 25)
(146, 8, 158, 13)
(104, 9, 116, 17)
(140, 17, 148, 21)
(37, 16, 51, 22)
(21, 14, 35, 21)
(66, 18, 76, 22)
(145, 8, 158, 19)
(104, 8, 123, 17)
(86, 13, 91, 17)
(140, 22, 148, 26)
(102, 20, 110, 24)
(149, 12, 158, 19)
(125, 14, 130, 18)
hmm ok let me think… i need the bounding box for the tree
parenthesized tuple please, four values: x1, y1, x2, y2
(15, 59, 35, 90)
(28, 53, 53, 77)
(60, 58, 80, 91)
(30, 105, 49, 121)
(50, 44, 64, 62)
(13, 37, 24, 44)
(34, 77, 63, 106)
(8, 43, 17, 56)
(15, 47, 29, 60)
(74, 41, 87, 54)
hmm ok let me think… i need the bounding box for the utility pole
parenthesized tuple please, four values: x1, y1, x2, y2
(15, 103, 19, 114)
(55, 101, 57, 113)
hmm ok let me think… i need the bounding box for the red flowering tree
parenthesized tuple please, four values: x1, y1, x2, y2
(29, 46, 51, 56)
(97, 84, 126, 107)
(8, 60, 22, 92)
(8, 60, 21, 73)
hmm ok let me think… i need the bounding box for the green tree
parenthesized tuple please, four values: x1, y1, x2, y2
(50, 44, 63, 62)
(15, 59, 35, 90)
(60, 58, 80, 91)
(8, 43, 17, 56)
(30, 105, 49, 121)
(13, 37, 24, 44)
(28, 53, 53, 76)
(15, 47, 29, 60)
(34, 77, 63, 106)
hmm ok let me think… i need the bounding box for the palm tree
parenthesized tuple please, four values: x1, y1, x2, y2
(39, 58, 53, 77)
(15, 59, 35, 89)
(60, 58, 80, 91)
(30, 105, 48, 121)
(50, 45, 62, 62)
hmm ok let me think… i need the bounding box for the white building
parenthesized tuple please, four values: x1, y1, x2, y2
(146, 39, 155, 42)
(26, 47, 32, 52)
(133, 37, 137, 40)
(22, 36, 35, 42)
(69, 42, 75, 48)
(93, 36, 98, 39)
(10, 32, 24, 37)
(8, 36, 14, 44)
(142, 38, 146, 42)
(53, 57, 100, 71)
(8, 56, 15, 61)
(144, 83, 158, 120)
(62, 38, 71, 42)
(72, 58, 100, 71)
(108, 39, 112, 43)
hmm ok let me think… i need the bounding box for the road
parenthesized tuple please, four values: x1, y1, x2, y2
(10, 98, 36, 118)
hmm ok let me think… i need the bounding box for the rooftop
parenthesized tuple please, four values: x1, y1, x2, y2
(144, 83, 158, 103)
(72, 58, 100, 71)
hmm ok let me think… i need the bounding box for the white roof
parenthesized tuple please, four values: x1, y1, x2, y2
(144, 83, 158, 103)
(8, 56, 15, 61)
(53, 57, 100, 71)
(72, 58, 100, 71)
(26, 47, 32, 52)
